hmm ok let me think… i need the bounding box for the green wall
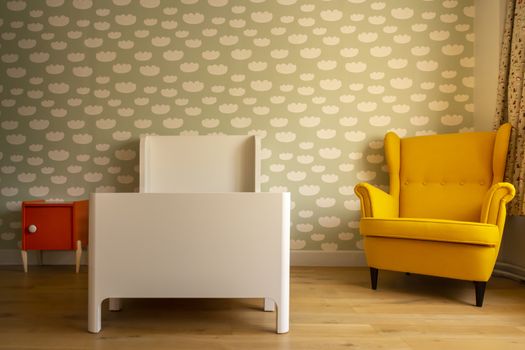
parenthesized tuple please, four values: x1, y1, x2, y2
(0, 0, 474, 250)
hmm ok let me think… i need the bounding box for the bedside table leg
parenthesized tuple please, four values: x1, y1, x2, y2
(21, 250, 28, 273)
(75, 240, 82, 273)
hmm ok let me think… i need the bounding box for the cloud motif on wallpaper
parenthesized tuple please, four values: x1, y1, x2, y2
(0, 0, 474, 250)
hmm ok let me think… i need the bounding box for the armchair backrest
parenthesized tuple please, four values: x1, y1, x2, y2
(384, 124, 511, 221)
(140, 135, 260, 193)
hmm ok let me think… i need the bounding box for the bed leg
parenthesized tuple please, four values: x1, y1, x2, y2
(109, 298, 122, 311)
(276, 298, 289, 334)
(88, 297, 102, 333)
(264, 298, 275, 312)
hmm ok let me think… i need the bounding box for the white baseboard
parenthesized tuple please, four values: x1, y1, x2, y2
(291, 250, 367, 266)
(493, 262, 525, 282)
(2, 249, 519, 279)
(0, 249, 88, 266)
(1, 249, 366, 267)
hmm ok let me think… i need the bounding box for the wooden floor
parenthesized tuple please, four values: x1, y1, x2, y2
(0, 266, 524, 350)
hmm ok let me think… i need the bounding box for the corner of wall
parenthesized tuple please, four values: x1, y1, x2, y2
(473, 0, 506, 131)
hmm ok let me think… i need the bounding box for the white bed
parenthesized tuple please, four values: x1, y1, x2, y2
(88, 135, 290, 334)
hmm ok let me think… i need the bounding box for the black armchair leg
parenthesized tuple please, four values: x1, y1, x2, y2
(474, 281, 487, 307)
(370, 267, 378, 290)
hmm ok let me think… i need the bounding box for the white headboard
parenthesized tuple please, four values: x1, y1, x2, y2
(139, 135, 260, 193)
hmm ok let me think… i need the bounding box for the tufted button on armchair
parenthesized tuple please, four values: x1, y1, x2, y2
(354, 124, 515, 307)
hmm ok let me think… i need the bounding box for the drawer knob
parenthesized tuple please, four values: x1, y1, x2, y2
(28, 225, 37, 233)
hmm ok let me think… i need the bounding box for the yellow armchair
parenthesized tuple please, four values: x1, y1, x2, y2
(355, 124, 515, 306)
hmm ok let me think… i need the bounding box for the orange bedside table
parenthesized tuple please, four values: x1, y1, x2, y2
(21, 200, 89, 273)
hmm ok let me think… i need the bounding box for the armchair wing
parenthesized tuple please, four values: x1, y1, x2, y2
(480, 182, 516, 231)
(354, 182, 398, 218)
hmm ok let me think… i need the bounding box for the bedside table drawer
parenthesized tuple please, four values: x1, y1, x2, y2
(23, 206, 73, 250)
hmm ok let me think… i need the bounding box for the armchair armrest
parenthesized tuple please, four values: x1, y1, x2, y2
(480, 182, 516, 232)
(354, 183, 398, 218)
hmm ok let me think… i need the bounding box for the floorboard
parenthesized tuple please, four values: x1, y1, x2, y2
(0, 266, 524, 349)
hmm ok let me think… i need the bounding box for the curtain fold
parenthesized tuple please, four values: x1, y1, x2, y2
(495, 0, 525, 216)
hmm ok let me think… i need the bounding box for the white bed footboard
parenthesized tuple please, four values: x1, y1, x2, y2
(88, 192, 290, 334)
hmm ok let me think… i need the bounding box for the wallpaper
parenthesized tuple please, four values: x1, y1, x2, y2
(0, 0, 474, 250)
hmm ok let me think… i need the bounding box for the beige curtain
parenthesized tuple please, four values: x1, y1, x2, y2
(495, 0, 525, 216)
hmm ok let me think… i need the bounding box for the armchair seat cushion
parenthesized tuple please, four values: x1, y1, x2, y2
(360, 217, 499, 247)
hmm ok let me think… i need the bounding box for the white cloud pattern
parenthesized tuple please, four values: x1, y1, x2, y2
(0, 0, 474, 251)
